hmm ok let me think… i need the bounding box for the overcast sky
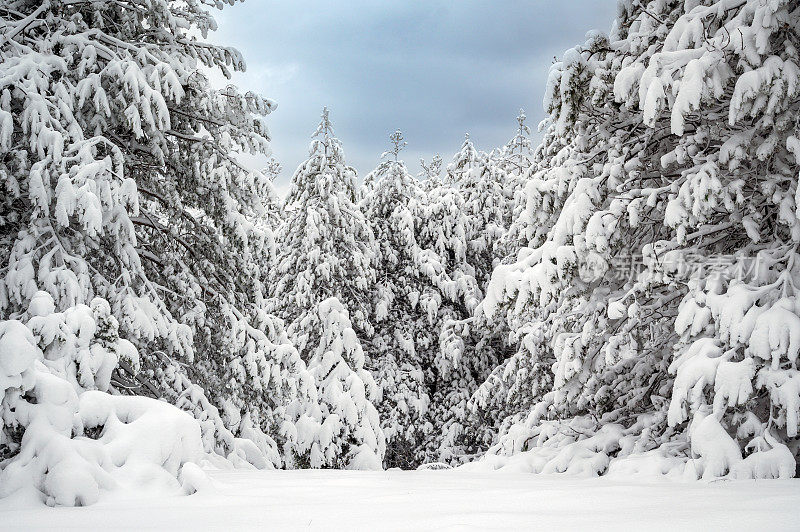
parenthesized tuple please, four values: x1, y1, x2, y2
(211, 1, 618, 195)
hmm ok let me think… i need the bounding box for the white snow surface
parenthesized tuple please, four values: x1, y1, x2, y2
(1, 469, 797, 531)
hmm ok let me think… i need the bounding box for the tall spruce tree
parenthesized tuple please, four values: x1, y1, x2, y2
(498, 110, 538, 256)
(461, 154, 509, 291)
(415, 140, 494, 463)
(361, 131, 435, 468)
(270, 108, 376, 358)
(419, 154, 444, 190)
(498, 110, 535, 178)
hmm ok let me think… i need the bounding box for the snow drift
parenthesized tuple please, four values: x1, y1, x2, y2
(0, 294, 222, 505)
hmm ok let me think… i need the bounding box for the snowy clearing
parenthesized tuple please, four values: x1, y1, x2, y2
(1, 470, 798, 531)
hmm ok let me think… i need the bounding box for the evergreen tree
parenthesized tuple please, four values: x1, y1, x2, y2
(361, 130, 434, 468)
(259, 157, 284, 227)
(414, 141, 490, 463)
(419, 154, 444, 189)
(270, 108, 376, 357)
(461, 153, 508, 290)
(445, 134, 480, 185)
(0, 0, 311, 470)
(498, 110, 538, 255)
(294, 297, 385, 469)
(497, 110, 535, 179)
(473, 0, 800, 478)
(422, 130, 516, 463)
(433, 115, 539, 461)
(263, 157, 283, 183)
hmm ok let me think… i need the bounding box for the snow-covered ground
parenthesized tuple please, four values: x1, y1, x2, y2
(1, 470, 798, 531)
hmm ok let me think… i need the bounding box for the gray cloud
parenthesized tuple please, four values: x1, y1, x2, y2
(211, 1, 618, 189)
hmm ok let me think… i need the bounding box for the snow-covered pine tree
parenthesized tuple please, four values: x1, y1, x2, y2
(432, 275, 509, 464)
(364, 131, 511, 466)
(419, 124, 531, 463)
(361, 130, 435, 468)
(412, 140, 502, 464)
(461, 153, 508, 290)
(471, 0, 800, 478)
(437, 116, 557, 462)
(263, 156, 283, 183)
(435, 129, 511, 293)
(497, 110, 539, 256)
(498, 110, 535, 179)
(270, 108, 376, 357)
(293, 297, 385, 469)
(445, 133, 480, 185)
(417, 165, 481, 317)
(419, 154, 444, 190)
(0, 0, 313, 473)
(259, 156, 284, 225)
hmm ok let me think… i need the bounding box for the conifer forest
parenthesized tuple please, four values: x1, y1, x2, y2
(1, 0, 799, 529)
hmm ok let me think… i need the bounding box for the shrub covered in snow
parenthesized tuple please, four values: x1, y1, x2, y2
(0, 296, 218, 506)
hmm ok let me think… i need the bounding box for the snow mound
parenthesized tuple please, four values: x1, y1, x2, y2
(0, 298, 217, 506)
(417, 462, 453, 471)
(79, 391, 205, 480)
